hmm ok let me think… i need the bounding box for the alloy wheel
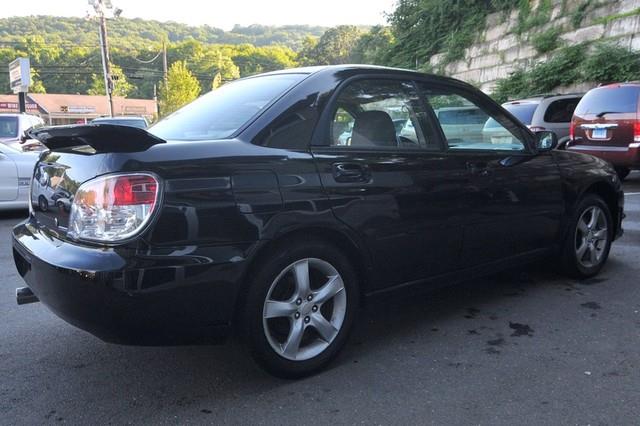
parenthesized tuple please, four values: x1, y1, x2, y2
(575, 205, 608, 268)
(262, 258, 347, 361)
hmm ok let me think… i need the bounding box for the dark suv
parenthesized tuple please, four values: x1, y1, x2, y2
(13, 66, 624, 378)
(568, 83, 640, 180)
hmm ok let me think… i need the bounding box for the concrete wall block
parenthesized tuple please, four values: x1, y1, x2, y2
(429, 53, 445, 67)
(468, 53, 502, 70)
(560, 24, 606, 44)
(496, 34, 520, 51)
(618, 0, 640, 14)
(452, 68, 483, 83)
(486, 21, 510, 41)
(632, 34, 640, 50)
(605, 15, 640, 38)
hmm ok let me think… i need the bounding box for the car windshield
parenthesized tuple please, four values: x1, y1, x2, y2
(93, 118, 147, 129)
(485, 103, 538, 128)
(149, 73, 306, 141)
(0, 116, 19, 138)
(574, 86, 640, 115)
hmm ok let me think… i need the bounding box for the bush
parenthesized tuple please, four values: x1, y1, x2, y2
(491, 42, 640, 102)
(531, 27, 562, 53)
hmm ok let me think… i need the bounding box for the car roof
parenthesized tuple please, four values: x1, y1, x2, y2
(246, 64, 474, 86)
(93, 116, 146, 120)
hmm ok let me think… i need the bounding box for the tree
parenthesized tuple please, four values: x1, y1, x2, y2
(87, 64, 134, 97)
(159, 60, 201, 116)
(350, 26, 394, 65)
(298, 26, 363, 65)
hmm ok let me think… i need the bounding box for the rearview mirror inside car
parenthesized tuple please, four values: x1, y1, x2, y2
(535, 130, 558, 152)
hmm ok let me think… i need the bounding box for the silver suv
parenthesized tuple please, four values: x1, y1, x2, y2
(484, 94, 583, 147)
(0, 113, 46, 152)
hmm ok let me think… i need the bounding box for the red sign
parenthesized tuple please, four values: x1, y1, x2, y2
(0, 101, 38, 110)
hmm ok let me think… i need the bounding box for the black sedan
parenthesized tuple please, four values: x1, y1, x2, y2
(12, 65, 624, 378)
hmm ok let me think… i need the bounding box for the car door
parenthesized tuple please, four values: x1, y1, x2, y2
(311, 77, 473, 290)
(420, 83, 564, 266)
(0, 146, 19, 201)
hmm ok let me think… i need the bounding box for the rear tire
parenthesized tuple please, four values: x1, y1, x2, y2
(615, 167, 630, 181)
(560, 194, 613, 278)
(242, 239, 359, 379)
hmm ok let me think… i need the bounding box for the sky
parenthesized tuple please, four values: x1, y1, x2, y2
(1, 0, 397, 30)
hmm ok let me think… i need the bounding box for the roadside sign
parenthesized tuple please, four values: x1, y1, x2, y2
(9, 58, 30, 94)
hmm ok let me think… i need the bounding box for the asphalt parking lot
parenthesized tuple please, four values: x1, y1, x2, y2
(1, 174, 639, 425)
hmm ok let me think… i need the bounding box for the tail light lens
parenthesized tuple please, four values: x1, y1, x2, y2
(569, 120, 576, 141)
(634, 120, 640, 143)
(68, 173, 159, 243)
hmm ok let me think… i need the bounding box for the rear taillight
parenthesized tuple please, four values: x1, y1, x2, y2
(68, 173, 159, 243)
(569, 120, 576, 141)
(634, 120, 640, 143)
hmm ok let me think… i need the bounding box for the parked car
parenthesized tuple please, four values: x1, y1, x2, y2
(0, 142, 39, 210)
(0, 113, 46, 152)
(567, 83, 640, 180)
(484, 94, 582, 147)
(90, 115, 149, 129)
(13, 66, 624, 378)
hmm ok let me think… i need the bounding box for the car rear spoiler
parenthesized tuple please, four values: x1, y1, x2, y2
(27, 124, 166, 153)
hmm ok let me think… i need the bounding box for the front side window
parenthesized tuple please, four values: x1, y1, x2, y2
(149, 73, 306, 141)
(329, 79, 434, 149)
(421, 85, 527, 152)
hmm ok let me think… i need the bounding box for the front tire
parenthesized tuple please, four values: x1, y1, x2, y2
(560, 194, 613, 278)
(242, 239, 359, 378)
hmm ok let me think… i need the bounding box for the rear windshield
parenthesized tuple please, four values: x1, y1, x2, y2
(485, 103, 538, 128)
(93, 118, 147, 129)
(574, 86, 640, 116)
(149, 74, 306, 141)
(437, 108, 488, 125)
(0, 116, 19, 138)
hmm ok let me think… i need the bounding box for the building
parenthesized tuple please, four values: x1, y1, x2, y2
(0, 93, 157, 125)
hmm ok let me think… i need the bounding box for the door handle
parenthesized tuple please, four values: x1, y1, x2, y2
(466, 161, 491, 177)
(332, 162, 369, 183)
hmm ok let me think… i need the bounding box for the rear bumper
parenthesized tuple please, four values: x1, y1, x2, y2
(12, 220, 253, 345)
(567, 144, 640, 168)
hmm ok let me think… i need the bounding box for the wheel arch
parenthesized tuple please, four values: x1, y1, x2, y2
(579, 180, 621, 236)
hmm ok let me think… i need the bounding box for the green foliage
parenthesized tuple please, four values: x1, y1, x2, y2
(492, 42, 640, 103)
(531, 27, 562, 54)
(571, 0, 595, 29)
(298, 25, 364, 65)
(88, 64, 133, 97)
(350, 26, 394, 65)
(159, 61, 201, 116)
(594, 7, 640, 25)
(581, 42, 640, 82)
(515, 0, 552, 34)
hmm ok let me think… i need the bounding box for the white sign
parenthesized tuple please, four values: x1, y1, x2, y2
(9, 58, 30, 94)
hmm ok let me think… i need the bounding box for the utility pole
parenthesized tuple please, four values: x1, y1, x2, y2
(162, 41, 168, 85)
(89, 0, 120, 117)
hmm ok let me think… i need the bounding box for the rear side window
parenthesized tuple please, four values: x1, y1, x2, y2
(544, 98, 580, 123)
(149, 74, 306, 141)
(575, 86, 640, 116)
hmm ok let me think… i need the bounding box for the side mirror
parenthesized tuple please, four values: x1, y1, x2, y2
(535, 130, 558, 152)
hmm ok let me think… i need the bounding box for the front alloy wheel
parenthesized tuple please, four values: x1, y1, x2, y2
(575, 206, 608, 269)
